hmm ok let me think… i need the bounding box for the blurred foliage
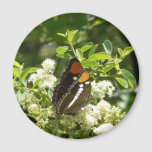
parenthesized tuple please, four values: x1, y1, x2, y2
(15, 13, 139, 113)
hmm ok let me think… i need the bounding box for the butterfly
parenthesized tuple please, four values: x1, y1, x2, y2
(52, 57, 91, 115)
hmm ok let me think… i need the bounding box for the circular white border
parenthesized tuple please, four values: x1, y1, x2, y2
(0, 0, 151, 151)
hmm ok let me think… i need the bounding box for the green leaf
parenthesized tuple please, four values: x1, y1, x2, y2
(13, 67, 20, 78)
(69, 128, 77, 138)
(56, 53, 72, 59)
(58, 123, 65, 131)
(86, 42, 94, 45)
(88, 44, 99, 56)
(56, 46, 69, 53)
(89, 19, 105, 29)
(80, 44, 93, 53)
(102, 40, 112, 55)
(44, 37, 53, 42)
(102, 63, 115, 73)
(76, 49, 83, 60)
(48, 88, 53, 99)
(57, 33, 66, 38)
(118, 48, 123, 56)
(20, 67, 38, 82)
(123, 46, 133, 56)
(89, 52, 111, 60)
(34, 92, 41, 99)
(17, 90, 27, 102)
(116, 77, 128, 88)
(40, 109, 48, 116)
(14, 61, 21, 68)
(81, 60, 99, 68)
(128, 80, 134, 89)
(56, 53, 65, 58)
(27, 113, 38, 118)
(121, 69, 136, 89)
(22, 79, 27, 87)
(66, 29, 78, 42)
(33, 79, 42, 88)
(115, 64, 120, 71)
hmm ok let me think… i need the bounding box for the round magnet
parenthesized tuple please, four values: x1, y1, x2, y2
(13, 13, 139, 139)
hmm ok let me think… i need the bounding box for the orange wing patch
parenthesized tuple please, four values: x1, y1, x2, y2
(78, 71, 90, 83)
(70, 61, 83, 74)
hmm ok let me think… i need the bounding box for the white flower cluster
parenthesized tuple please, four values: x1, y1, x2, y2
(97, 100, 111, 115)
(75, 104, 101, 129)
(28, 58, 57, 88)
(104, 105, 126, 125)
(25, 92, 40, 103)
(74, 99, 125, 135)
(93, 123, 114, 134)
(17, 58, 126, 138)
(91, 80, 115, 99)
(28, 104, 40, 114)
(25, 97, 124, 136)
(75, 100, 112, 130)
(41, 58, 55, 73)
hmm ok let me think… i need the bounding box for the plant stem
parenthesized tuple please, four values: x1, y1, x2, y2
(68, 40, 77, 57)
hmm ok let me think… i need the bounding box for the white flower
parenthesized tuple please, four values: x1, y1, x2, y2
(93, 123, 114, 134)
(28, 58, 57, 89)
(75, 104, 101, 129)
(86, 115, 97, 125)
(91, 80, 115, 99)
(37, 68, 45, 77)
(28, 104, 40, 113)
(86, 104, 101, 119)
(41, 58, 55, 73)
(38, 74, 57, 88)
(25, 93, 39, 103)
(28, 69, 57, 88)
(85, 114, 98, 128)
(28, 73, 37, 83)
(46, 106, 56, 117)
(28, 69, 45, 83)
(97, 100, 111, 114)
(37, 118, 49, 128)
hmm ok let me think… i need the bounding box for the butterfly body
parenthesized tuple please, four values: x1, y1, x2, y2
(52, 58, 91, 115)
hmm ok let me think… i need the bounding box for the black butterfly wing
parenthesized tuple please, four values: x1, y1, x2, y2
(64, 81, 91, 114)
(52, 58, 83, 109)
(56, 71, 91, 114)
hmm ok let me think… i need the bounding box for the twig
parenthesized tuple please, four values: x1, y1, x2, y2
(112, 88, 135, 97)
(68, 40, 77, 57)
